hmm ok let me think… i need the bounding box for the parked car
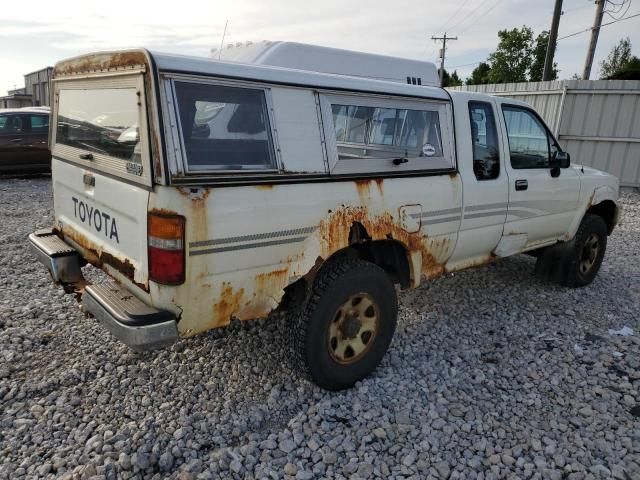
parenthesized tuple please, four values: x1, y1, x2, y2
(29, 44, 620, 390)
(0, 107, 51, 173)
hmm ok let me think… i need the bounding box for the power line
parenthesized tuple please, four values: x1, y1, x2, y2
(447, 0, 495, 32)
(604, 0, 632, 20)
(427, 0, 502, 61)
(558, 10, 640, 40)
(448, 9, 640, 72)
(434, 0, 473, 35)
(450, 61, 483, 68)
(456, 0, 503, 37)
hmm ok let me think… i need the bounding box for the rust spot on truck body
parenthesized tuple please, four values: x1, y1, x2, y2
(355, 179, 372, 201)
(54, 225, 148, 292)
(177, 187, 210, 207)
(213, 282, 245, 325)
(373, 178, 384, 195)
(317, 205, 448, 282)
(53, 51, 149, 78)
(149, 207, 179, 217)
(207, 268, 291, 328)
(354, 179, 384, 203)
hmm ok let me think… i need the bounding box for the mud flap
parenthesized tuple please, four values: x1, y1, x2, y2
(534, 240, 574, 283)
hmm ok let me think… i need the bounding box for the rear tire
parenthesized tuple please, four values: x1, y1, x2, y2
(562, 214, 608, 287)
(291, 258, 397, 390)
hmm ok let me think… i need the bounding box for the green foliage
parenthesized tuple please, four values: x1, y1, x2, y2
(530, 31, 558, 82)
(606, 56, 640, 80)
(600, 38, 635, 79)
(465, 26, 558, 85)
(467, 62, 491, 85)
(440, 69, 463, 87)
(487, 27, 534, 83)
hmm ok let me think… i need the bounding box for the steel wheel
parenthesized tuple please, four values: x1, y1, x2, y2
(579, 232, 600, 275)
(328, 293, 379, 365)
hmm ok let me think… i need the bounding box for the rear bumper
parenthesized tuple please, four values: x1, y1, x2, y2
(83, 282, 178, 351)
(29, 229, 178, 351)
(28, 229, 83, 284)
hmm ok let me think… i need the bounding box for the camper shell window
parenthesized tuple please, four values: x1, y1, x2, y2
(56, 88, 141, 163)
(322, 94, 454, 175)
(173, 81, 276, 172)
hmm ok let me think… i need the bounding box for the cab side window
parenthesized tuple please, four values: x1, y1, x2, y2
(30, 114, 49, 133)
(468, 101, 500, 180)
(0, 115, 23, 134)
(502, 106, 551, 169)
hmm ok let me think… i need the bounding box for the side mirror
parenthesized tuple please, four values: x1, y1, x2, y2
(551, 150, 570, 169)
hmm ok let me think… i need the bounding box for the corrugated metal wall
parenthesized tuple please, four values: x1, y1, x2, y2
(451, 80, 640, 187)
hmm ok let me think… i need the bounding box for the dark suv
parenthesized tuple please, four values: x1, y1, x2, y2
(0, 108, 51, 173)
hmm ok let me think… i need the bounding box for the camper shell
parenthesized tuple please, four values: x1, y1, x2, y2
(30, 44, 620, 389)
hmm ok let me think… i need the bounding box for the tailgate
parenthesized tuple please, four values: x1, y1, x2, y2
(53, 160, 150, 290)
(49, 60, 154, 291)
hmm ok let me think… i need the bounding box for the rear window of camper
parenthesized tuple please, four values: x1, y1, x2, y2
(56, 88, 141, 163)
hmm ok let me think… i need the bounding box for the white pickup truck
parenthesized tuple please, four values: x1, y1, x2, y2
(30, 42, 620, 390)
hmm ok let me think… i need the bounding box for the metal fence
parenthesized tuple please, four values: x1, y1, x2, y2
(450, 80, 640, 187)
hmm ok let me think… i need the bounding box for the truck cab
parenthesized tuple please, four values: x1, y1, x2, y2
(29, 43, 620, 390)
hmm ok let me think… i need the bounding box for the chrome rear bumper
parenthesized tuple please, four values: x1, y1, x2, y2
(83, 282, 178, 351)
(28, 229, 83, 284)
(29, 229, 178, 351)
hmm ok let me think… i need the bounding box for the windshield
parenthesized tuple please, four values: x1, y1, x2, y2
(56, 88, 141, 162)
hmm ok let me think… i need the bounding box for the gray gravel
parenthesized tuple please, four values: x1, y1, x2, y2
(1, 177, 639, 480)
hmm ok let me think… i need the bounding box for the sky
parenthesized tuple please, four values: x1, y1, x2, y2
(1, 0, 639, 95)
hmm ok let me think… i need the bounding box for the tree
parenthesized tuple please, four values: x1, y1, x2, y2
(530, 31, 558, 81)
(467, 62, 491, 85)
(606, 56, 640, 80)
(488, 27, 534, 83)
(600, 38, 635, 79)
(439, 69, 463, 87)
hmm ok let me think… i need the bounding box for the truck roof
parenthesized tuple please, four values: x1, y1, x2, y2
(53, 48, 450, 102)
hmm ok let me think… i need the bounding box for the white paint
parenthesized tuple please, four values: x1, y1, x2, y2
(213, 41, 440, 87)
(46, 46, 622, 339)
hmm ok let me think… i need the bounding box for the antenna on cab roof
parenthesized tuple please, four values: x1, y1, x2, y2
(218, 20, 229, 60)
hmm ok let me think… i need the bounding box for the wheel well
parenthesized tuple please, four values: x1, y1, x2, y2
(587, 200, 617, 235)
(279, 222, 412, 312)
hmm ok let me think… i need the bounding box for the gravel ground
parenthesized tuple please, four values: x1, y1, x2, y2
(0, 177, 638, 480)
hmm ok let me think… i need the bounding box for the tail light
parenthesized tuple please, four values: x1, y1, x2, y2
(148, 212, 185, 285)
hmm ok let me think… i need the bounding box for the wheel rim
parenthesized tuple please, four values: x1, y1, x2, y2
(579, 232, 600, 275)
(328, 293, 379, 365)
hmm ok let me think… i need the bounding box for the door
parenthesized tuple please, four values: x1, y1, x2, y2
(26, 113, 51, 169)
(499, 104, 579, 248)
(51, 73, 152, 289)
(0, 113, 28, 172)
(448, 98, 509, 269)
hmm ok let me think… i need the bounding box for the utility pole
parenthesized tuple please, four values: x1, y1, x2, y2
(543, 0, 563, 81)
(431, 33, 458, 86)
(582, 0, 606, 80)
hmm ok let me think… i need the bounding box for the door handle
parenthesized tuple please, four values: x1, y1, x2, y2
(515, 179, 528, 191)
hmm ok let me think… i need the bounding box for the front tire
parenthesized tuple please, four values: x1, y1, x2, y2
(562, 214, 608, 287)
(292, 258, 398, 390)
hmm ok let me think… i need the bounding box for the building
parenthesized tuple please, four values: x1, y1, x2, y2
(24, 67, 53, 107)
(1, 66, 53, 109)
(0, 88, 32, 108)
